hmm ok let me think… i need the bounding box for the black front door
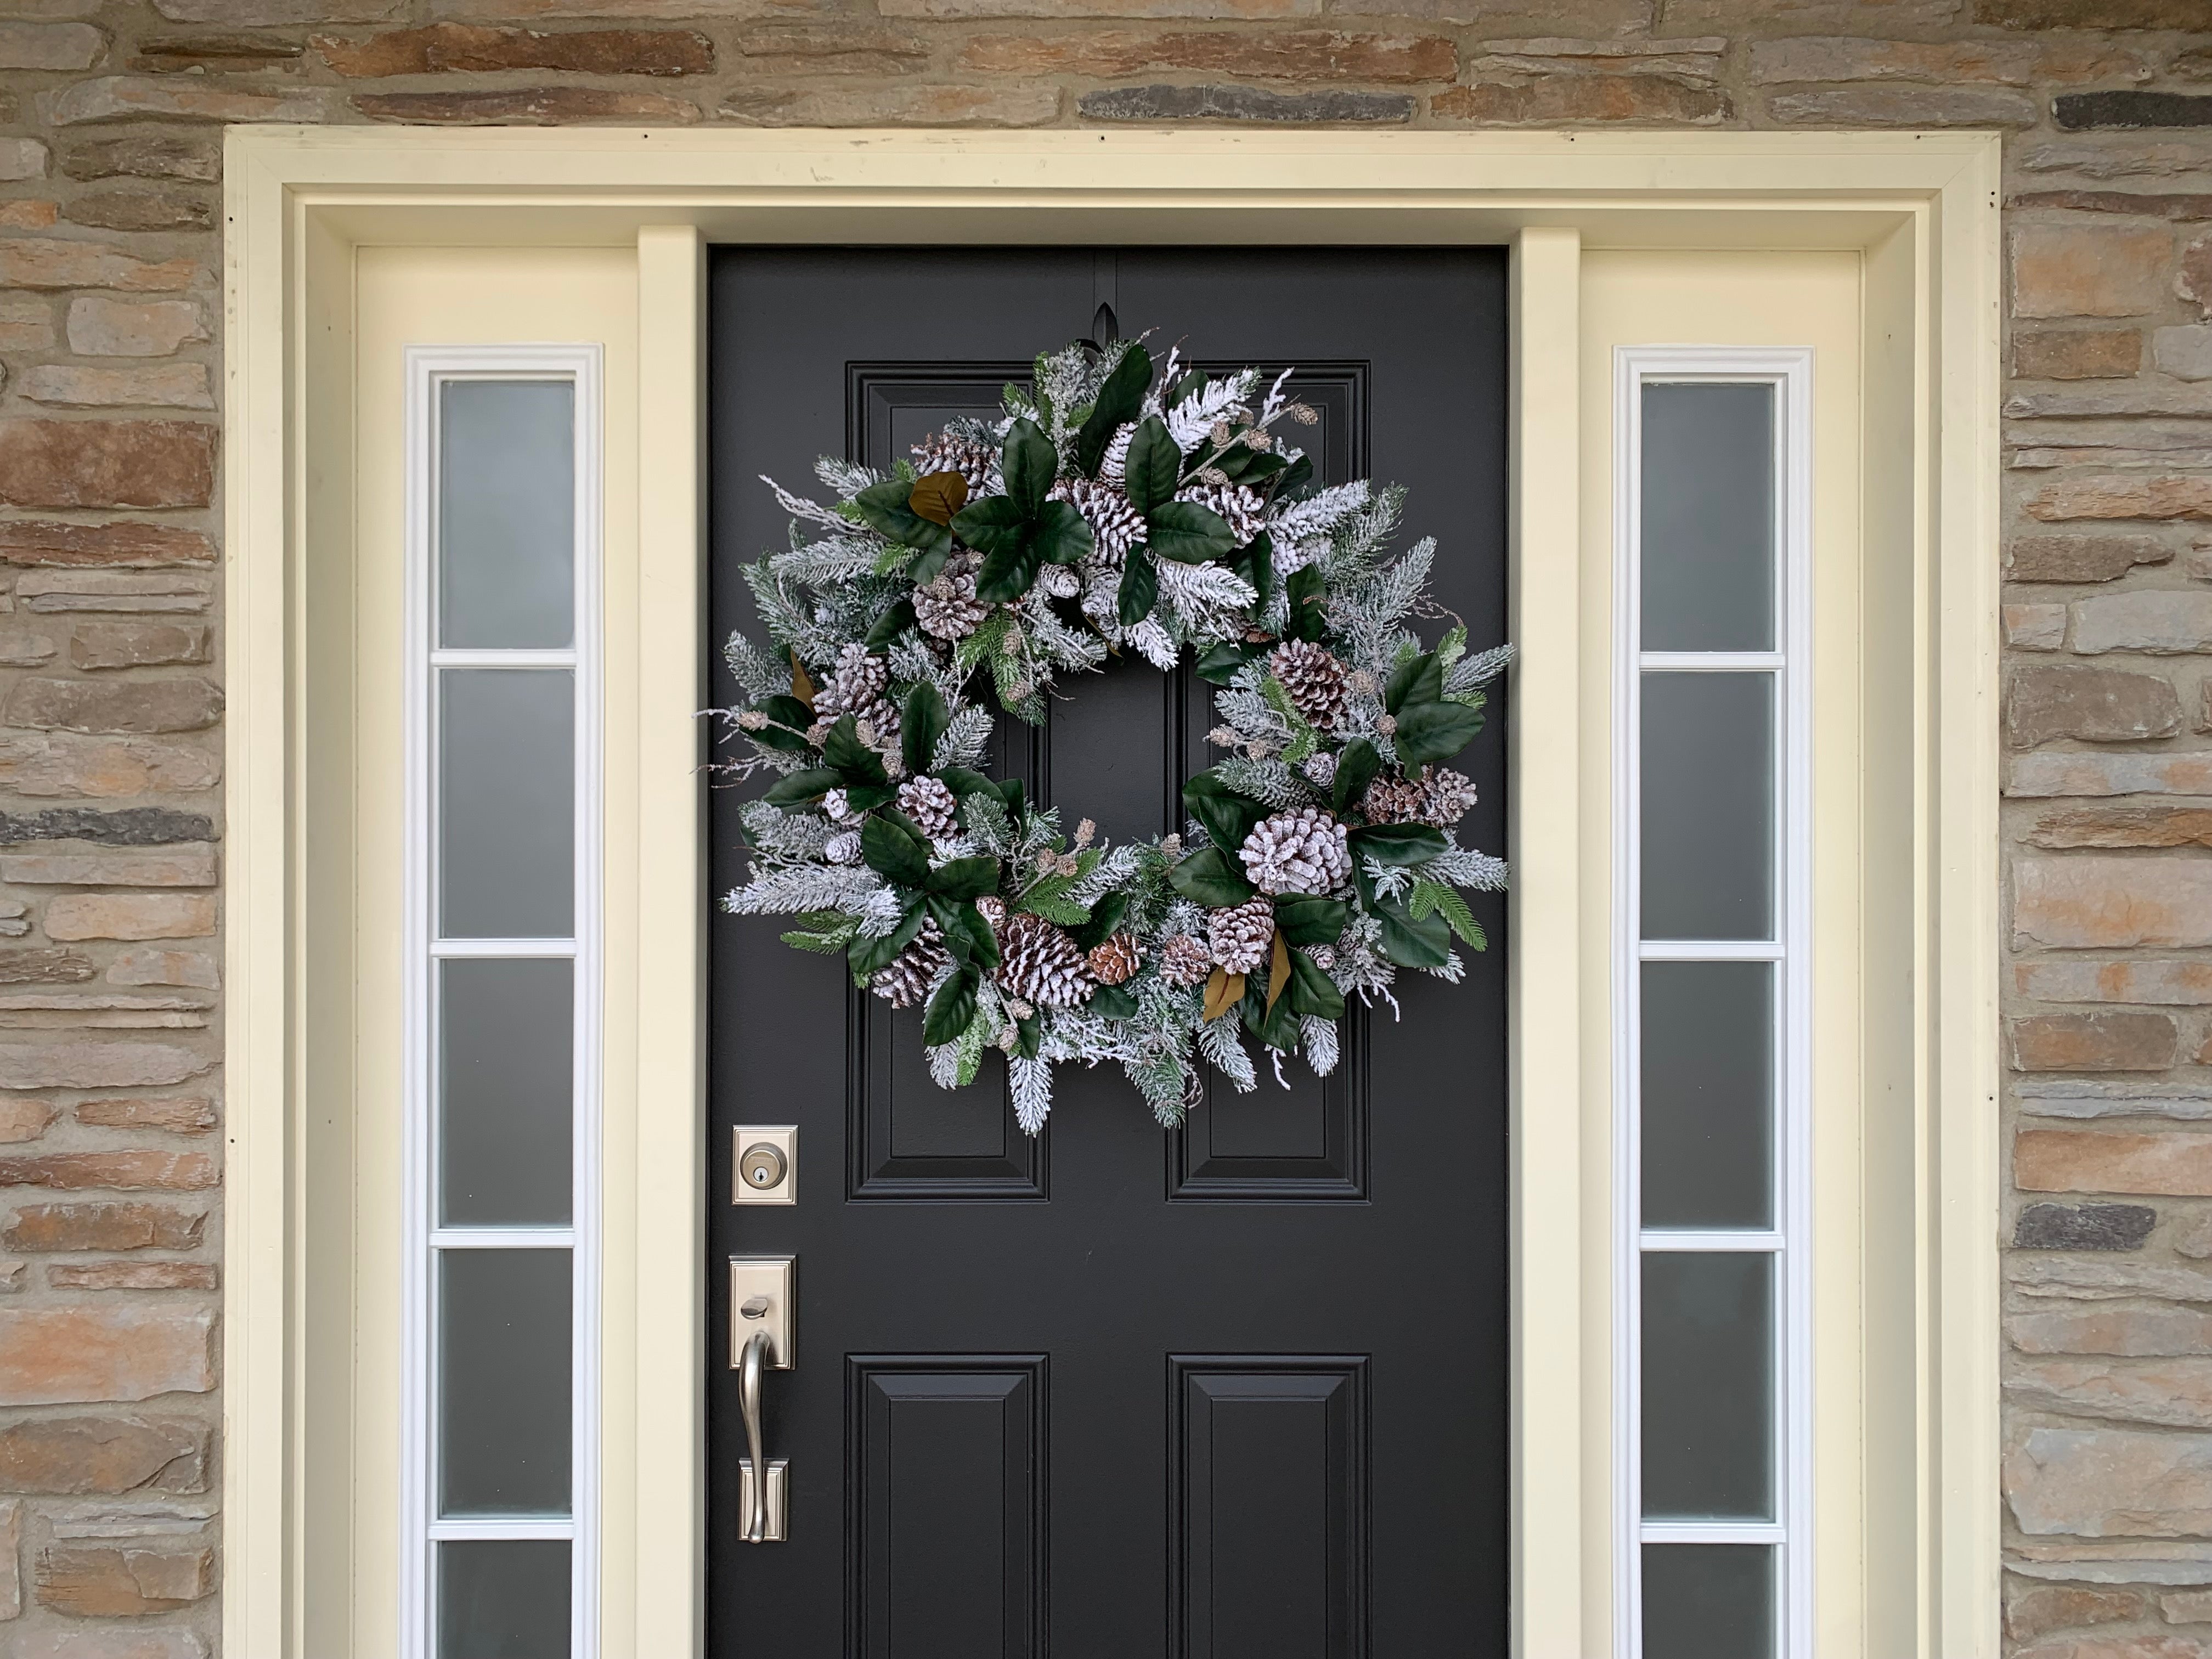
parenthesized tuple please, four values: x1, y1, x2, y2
(708, 247, 1509, 1657)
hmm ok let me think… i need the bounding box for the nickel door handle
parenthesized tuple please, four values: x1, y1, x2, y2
(729, 1256, 793, 1543)
(738, 1329, 777, 1543)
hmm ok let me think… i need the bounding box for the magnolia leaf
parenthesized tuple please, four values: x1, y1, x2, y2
(950, 494, 1031, 560)
(789, 650, 817, 708)
(1087, 983, 1138, 1020)
(1167, 845, 1256, 908)
(1286, 949, 1346, 1020)
(1350, 820, 1447, 867)
(1238, 531, 1275, 611)
(851, 478, 953, 558)
(925, 855, 1000, 901)
(842, 782, 896, 814)
(1239, 974, 1301, 1051)
(1391, 698, 1486, 768)
(1076, 343, 1153, 477)
(1203, 966, 1248, 1024)
(923, 964, 980, 1047)
(1070, 890, 1128, 952)
(1145, 499, 1234, 564)
(930, 895, 1000, 970)
(1273, 895, 1347, 947)
(848, 902, 927, 978)
(1031, 499, 1095, 566)
(1183, 772, 1266, 856)
(1268, 453, 1315, 503)
(1194, 641, 1256, 686)
(901, 683, 950, 778)
(1285, 565, 1327, 642)
(1266, 930, 1292, 1015)
(938, 766, 997, 800)
(1000, 417, 1057, 520)
(864, 597, 917, 650)
(976, 539, 1044, 606)
(909, 470, 968, 527)
(1330, 738, 1382, 815)
(906, 544, 951, 589)
(821, 715, 888, 788)
(1123, 417, 1182, 517)
(1386, 648, 1443, 715)
(761, 767, 840, 807)
(860, 814, 930, 888)
(1375, 898, 1453, 969)
(1116, 549, 1159, 627)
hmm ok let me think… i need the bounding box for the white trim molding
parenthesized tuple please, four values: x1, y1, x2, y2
(223, 128, 2002, 1659)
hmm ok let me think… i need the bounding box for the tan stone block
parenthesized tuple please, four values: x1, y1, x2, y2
(729, 22, 929, 73)
(63, 298, 205, 360)
(2010, 1425, 2212, 1537)
(13, 1632, 210, 1659)
(49, 1261, 216, 1290)
(2007, 603, 2068, 649)
(0, 522, 214, 569)
(2008, 664, 2182, 746)
(958, 26, 1450, 78)
(315, 21, 713, 74)
(0, 1149, 216, 1189)
(0, 1096, 56, 1143)
(2016, 859, 2212, 949)
(1980, 0, 2208, 22)
(0, 950, 94, 986)
(2010, 534, 2172, 582)
(354, 86, 701, 122)
(75, 1093, 215, 1132)
(2033, 477, 2212, 523)
(0, 1415, 207, 1496)
(0, 199, 58, 230)
(4, 675, 222, 735)
(2018, 1129, 2212, 1195)
(2166, 1589, 2212, 1622)
(1, 1203, 204, 1252)
(1750, 35, 2143, 86)
(70, 624, 212, 670)
(2011, 752, 2212, 798)
(0, 1306, 214, 1404)
(2012, 1012, 2179, 1071)
(43, 76, 335, 125)
(2009, 1358, 2212, 1430)
(0, 1497, 18, 1618)
(2032, 808, 2212, 849)
(0, 297, 52, 352)
(2159, 326, 2212, 383)
(1770, 84, 2039, 127)
(0, 732, 219, 798)
(435, 0, 835, 15)
(2014, 329, 2145, 381)
(0, 20, 98, 68)
(0, 421, 214, 511)
(34, 1541, 215, 1616)
(0, 630, 57, 665)
(17, 571, 213, 613)
(2013, 1307, 2212, 1356)
(1433, 75, 1725, 123)
(0, 848, 215, 887)
(725, 82, 1061, 123)
(2075, 592, 2212, 653)
(157, 0, 397, 18)
(0, 238, 194, 294)
(2007, 1579, 2144, 1643)
(43, 894, 215, 941)
(0, 137, 45, 182)
(57, 134, 217, 183)
(2015, 224, 2173, 320)
(884, 0, 1316, 18)
(63, 189, 215, 235)
(2017, 960, 2212, 1004)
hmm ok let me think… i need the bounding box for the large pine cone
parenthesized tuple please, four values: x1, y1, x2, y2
(996, 911, 1096, 1008)
(912, 433, 998, 498)
(815, 641, 888, 719)
(1052, 477, 1146, 568)
(1270, 641, 1347, 730)
(897, 775, 958, 839)
(915, 554, 991, 642)
(1177, 479, 1267, 546)
(870, 921, 949, 1010)
(1361, 774, 1430, 826)
(1238, 807, 1351, 897)
(1364, 766, 1476, 829)
(1421, 767, 1479, 828)
(1086, 932, 1143, 986)
(1207, 897, 1277, 975)
(853, 695, 901, 758)
(1158, 932, 1212, 988)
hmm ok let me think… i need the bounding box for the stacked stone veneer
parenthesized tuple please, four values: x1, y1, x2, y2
(0, 1, 2198, 1655)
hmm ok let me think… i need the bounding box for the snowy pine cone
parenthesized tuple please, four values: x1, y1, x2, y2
(1270, 641, 1348, 730)
(1177, 479, 1267, 545)
(1158, 932, 1212, 987)
(897, 775, 958, 839)
(1052, 477, 1146, 567)
(911, 433, 997, 498)
(1421, 768, 1479, 827)
(1361, 774, 1430, 826)
(870, 921, 949, 1010)
(1238, 808, 1351, 897)
(996, 912, 1096, 1008)
(1207, 898, 1277, 975)
(825, 830, 862, 865)
(815, 641, 887, 719)
(915, 554, 990, 642)
(1086, 932, 1142, 986)
(853, 696, 901, 758)
(1363, 766, 1476, 828)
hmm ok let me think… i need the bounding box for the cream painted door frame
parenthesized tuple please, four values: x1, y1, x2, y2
(223, 127, 2002, 1658)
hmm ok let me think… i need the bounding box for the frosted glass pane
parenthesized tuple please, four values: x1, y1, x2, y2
(1643, 1544, 1773, 1659)
(439, 669, 573, 940)
(438, 1539, 570, 1659)
(439, 958, 572, 1228)
(1641, 382, 1775, 653)
(439, 380, 574, 650)
(1642, 1251, 1773, 1520)
(1642, 962, 1773, 1231)
(1640, 673, 1774, 941)
(439, 1249, 571, 1516)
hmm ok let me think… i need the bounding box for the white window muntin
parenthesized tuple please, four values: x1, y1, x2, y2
(401, 345, 604, 1659)
(1612, 347, 1814, 1659)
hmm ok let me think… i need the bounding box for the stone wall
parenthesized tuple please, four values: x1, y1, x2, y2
(0, 1, 2203, 1655)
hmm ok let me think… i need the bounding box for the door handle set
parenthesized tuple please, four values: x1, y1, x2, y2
(729, 1255, 794, 1543)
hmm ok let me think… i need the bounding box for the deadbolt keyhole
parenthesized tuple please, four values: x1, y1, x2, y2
(740, 1142, 788, 1190)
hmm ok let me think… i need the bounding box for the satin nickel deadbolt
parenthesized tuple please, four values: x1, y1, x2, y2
(732, 1125, 797, 1205)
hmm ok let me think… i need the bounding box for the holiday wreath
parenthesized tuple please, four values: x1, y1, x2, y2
(716, 338, 1509, 1134)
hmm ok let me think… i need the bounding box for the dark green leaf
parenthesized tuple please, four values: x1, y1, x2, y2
(1070, 890, 1128, 952)
(938, 766, 996, 800)
(848, 902, 927, 978)
(1285, 565, 1327, 642)
(851, 478, 953, 557)
(1145, 499, 1234, 564)
(821, 715, 888, 788)
(1194, 641, 1255, 686)
(930, 894, 1000, 971)
(1240, 531, 1274, 611)
(759, 693, 813, 730)
(1375, 898, 1453, 970)
(1330, 739, 1382, 815)
(1285, 949, 1346, 1020)
(843, 783, 896, 814)
(860, 814, 930, 888)
(762, 767, 840, 807)
(905, 544, 951, 589)
(1122, 417, 1182, 517)
(1391, 698, 1486, 768)
(901, 683, 949, 777)
(1087, 983, 1137, 1020)
(1386, 649, 1442, 715)
(975, 538, 1043, 605)
(1031, 499, 1094, 567)
(1269, 454, 1314, 503)
(923, 966, 980, 1047)
(1168, 370, 1206, 409)
(1183, 772, 1266, 855)
(1116, 549, 1158, 627)
(1350, 821, 1448, 867)
(747, 719, 812, 754)
(864, 598, 917, 650)
(1168, 845, 1255, 907)
(996, 777, 1025, 817)
(1239, 976, 1301, 1051)
(950, 494, 1030, 560)
(1075, 343, 1153, 478)
(1273, 895, 1348, 947)
(1000, 417, 1057, 520)
(1014, 1011, 1043, 1059)
(924, 855, 1000, 901)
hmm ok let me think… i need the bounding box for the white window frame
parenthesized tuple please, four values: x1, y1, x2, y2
(400, 343, 606, 1659)
(1612, 347, 1815, 1658)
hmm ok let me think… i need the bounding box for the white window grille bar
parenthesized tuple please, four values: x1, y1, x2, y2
(429, 938, 580, 960)
(1614, 346, 1815, 1659)
(428, 1227, 578, 1251)
(428, 1519, 578, 1544)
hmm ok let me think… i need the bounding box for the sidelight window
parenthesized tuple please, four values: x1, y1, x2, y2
(402, 351, 602, 1659)
(1614, 352, 1812, 1659)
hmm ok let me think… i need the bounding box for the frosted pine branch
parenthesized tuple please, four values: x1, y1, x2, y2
(722, 631, 786, 701)
(1445, 642, 1515, 696)
(724, 863, 887, 918)
(1009, 1057, 1054, 1136)
(1197, 1014, 1257, 1092)
(760, 475, 849, 531)
(1427, 845, 1509, 891)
